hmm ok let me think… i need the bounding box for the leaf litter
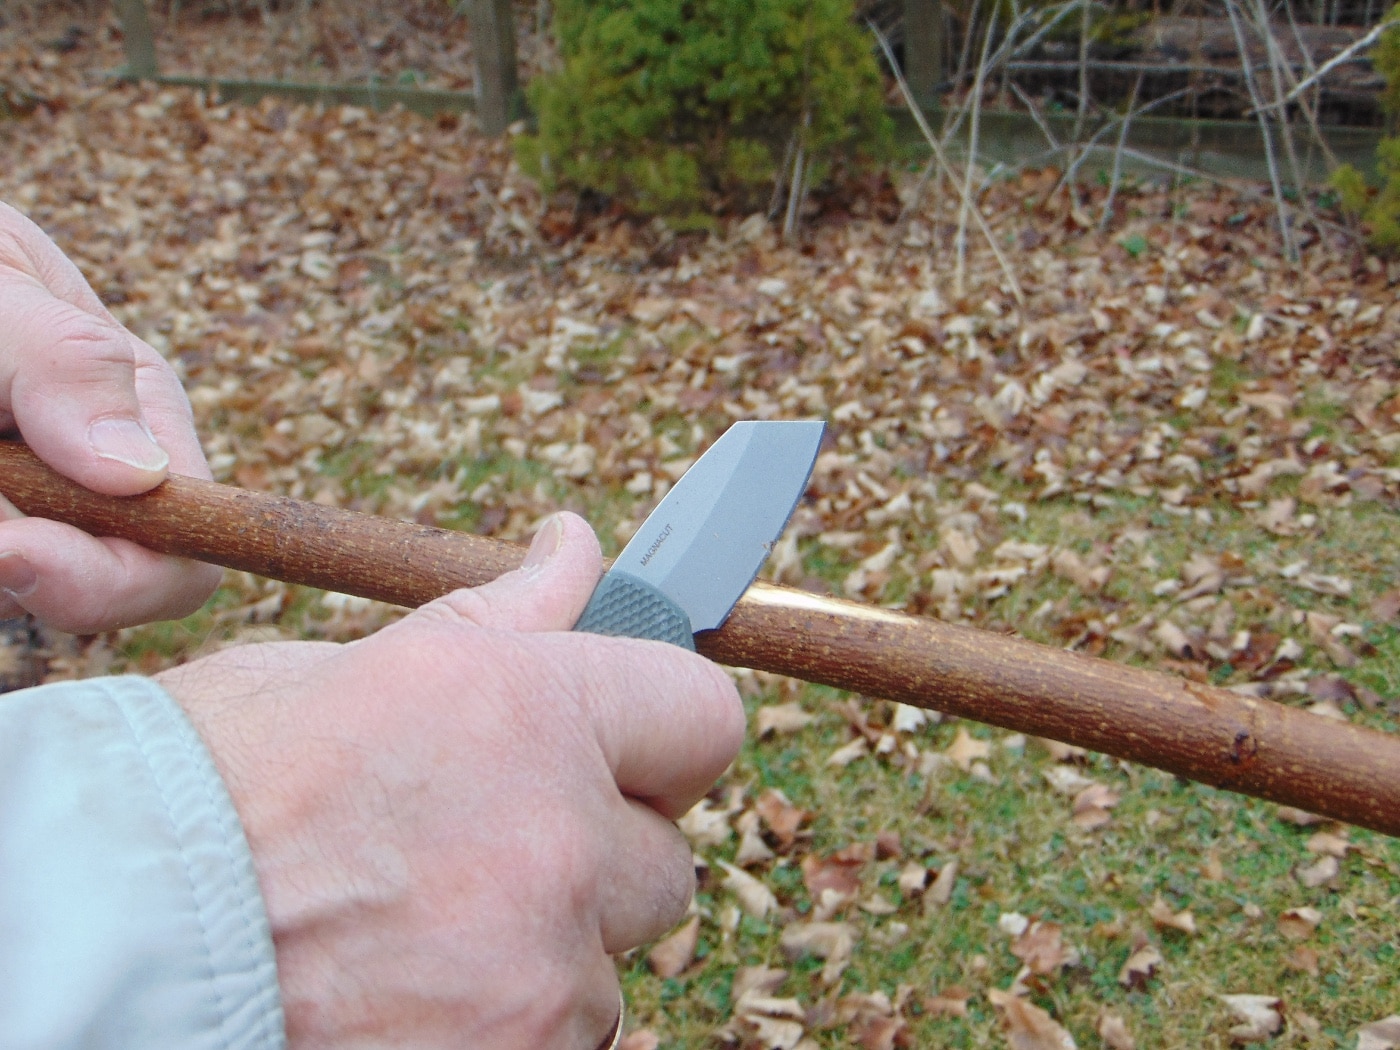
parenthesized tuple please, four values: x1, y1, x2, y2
(3, 9, 1399, 1047)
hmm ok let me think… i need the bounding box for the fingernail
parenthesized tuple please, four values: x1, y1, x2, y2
(522, 514, 564, 571)
(89, 417, 170, 472)
(0, 552, 37, 599)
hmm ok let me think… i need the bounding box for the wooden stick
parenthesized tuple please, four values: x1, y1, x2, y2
(1, 441, 1397, 837)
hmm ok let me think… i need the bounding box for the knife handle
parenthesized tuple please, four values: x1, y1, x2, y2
(573, 572, 696, 651)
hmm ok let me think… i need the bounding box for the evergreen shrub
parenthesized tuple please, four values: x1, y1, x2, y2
(517, 0, 892, 224)
(1330, 5, 1400, 253)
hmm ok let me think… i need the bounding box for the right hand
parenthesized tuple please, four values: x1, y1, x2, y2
(0, 201, 221, 631)
(158, 512, 746, 1049)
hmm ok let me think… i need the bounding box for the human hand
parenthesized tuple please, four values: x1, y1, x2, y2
(158, 512, 746, 1049)
(0, 201, 221, 631)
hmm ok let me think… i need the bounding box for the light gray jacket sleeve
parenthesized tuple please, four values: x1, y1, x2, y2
(0, 675, 285, 1050)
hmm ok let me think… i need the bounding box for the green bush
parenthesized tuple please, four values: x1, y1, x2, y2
(517, 0, 892, 223)
(1329, 5, 1400, 253)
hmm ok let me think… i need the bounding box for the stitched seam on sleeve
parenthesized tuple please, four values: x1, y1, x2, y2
(111, 687, 238, 1050)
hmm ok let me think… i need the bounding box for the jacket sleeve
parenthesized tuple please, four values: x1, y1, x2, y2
(0, 674, 284, 1050)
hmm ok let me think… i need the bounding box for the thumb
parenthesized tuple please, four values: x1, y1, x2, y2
(416, 512, 604, 633)
(3, 279, 170, 495)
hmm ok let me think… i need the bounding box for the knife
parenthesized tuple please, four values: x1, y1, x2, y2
(574, 419, 824, 649)
(0, 439, 1399, 835)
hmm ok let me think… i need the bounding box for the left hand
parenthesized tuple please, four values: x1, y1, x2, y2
(0, 201, 221, 630)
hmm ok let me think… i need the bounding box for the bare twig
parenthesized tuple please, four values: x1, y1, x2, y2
(871, 24, 1025, 306)
(1099, 72, 1144, 232)
(956, 3, 998, 297)
(1277, 16, 1399, 107)
(1224, 0, 1295, 259)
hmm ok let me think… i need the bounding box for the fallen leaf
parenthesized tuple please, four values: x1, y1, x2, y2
(946, 727, 992, 771)
(1011, 921, 1070, 975)
(1358, 1016, 1400, 1050)
(987, 987, 1078, 1050)
(734, 810, 776, 866)
(1119, 945, 1163, 989)
(999, 912, 1032, 937)
(780, 921, 856, 984)
(720, 861, 779, 918)
(756, 701, 816, 737)
(1276, 906, 1322, 940)
(1044, 766, 1097, 795)
(754, 788, 808, 849)
(646, 915, 699, 978)
(923, 985, 971, 1018)
(1097, 1011, 1135, 1050)
(1305, 828, 1350, 857)
(677, 799, 733, 849)
(1285, 945, 1319, 976)
(1072, 783, 1121, 829)
(1148, 896, 1197, 936)
(618, 1031, 660, 1050)
(897, 861, 929, 897)
(1276, 806, 1325, 827)
(1295, 854, 1340, 888)
(1219, 994, 1284, 1044)
(827, 736, 870, 767)
(925, 859, 959, 907)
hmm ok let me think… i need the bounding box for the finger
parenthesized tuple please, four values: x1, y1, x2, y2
(416, 512, 603, 634)
(596, 798, 697, 953)
(0, 203, 211, 491)
(0, 279, 170, 495)
(0, 516, 221, 631)
(582, 639, 746, 820)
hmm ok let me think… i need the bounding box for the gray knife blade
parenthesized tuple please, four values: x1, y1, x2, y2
(573, 419, 824, 649)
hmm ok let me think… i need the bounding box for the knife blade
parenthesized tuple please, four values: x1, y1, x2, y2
(573, 420, 824, 649)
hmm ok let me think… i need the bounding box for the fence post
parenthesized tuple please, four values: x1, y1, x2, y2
(465, 0, 519, 135)
(113, 0, 160, 79)
(904, 0, 944, 108)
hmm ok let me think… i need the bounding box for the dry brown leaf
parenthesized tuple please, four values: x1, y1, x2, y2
(1295, 854, 1340, 889)
(1276, 906, 1322, 940)
(720, 861, 778, 918)
(1285, 945, 1319, 976)
(646, 915, 699, 978)
(677, 799, 733, 850)
(987, 988, 1078, 1050)
(1305, 828, 1350, 857)
(1011, 921, 1070, 975)
(827, 736, 870, 767)
(923, 986, 971, 1018)
(1147, 896, 1197, 936)
(755, 702, 817, 737)
(618, 1032, 661, 1050)
(1118, 945, 1163, 989)
(1358, 1016, 1400, 1050)
(753, 789, 807, 851)
(1072, 783, 1121, 830)
(1219, 994, 1284, 1044)
(734, 811, 777, 866)
(1097, 1011, 1135, 1050)
(1276, 806, 1325, 827)
(732, 965, 789, 1003)
(925, 859, 959, 908)
(946, 726, 992, 771)
(1044, 766, 1097, 795)
(897, 861, 929, 897)
(779, 921, 856, 984)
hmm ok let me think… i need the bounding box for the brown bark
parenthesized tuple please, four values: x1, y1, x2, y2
(2, 441, 1396, 837)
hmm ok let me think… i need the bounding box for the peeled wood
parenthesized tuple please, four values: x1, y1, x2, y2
(1, 441, 1396, 837)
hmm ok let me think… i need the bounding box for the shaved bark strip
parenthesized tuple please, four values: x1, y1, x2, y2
(2, 441, 1396, 837)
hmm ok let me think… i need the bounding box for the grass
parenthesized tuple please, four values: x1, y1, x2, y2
(99, 395, 1399, 1048)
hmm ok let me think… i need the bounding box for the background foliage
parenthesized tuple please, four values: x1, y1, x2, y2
(517, 0, 891, 222)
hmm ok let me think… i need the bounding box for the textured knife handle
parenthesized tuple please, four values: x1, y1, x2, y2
(574, 572, 696, 650)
